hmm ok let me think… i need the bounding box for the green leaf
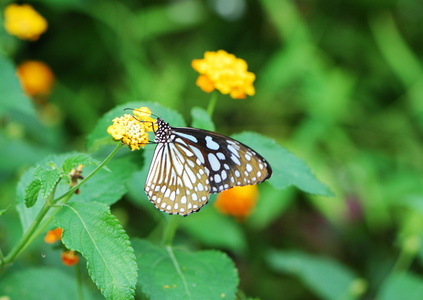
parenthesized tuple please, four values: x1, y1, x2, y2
(0, 268, 92, 300)
(16, 167, 52, 232)
(87, 101, 186, 152)
(134, 239, 239, 300)
(231, 132, 334, 196)
(190, 106, 215, 131)
(54, 201, 137, 300)
(24, 179, 42, 208)
(34, 163, 62, 198)
(248, 184, 295, 230)
(267, 250, 359, 300)
(0, 54, 35, 117)
(378, 272, 423, 300)
(62, 153, 100, 174)
(179, 205, 246, 253)
(75, 155, 141, 205)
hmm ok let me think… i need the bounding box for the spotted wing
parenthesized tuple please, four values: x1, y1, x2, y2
(144, 141, 211, 216)
(172, 127, 272, 194)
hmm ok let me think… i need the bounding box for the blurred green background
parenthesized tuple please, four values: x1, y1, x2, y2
(1, 0, 423, 299)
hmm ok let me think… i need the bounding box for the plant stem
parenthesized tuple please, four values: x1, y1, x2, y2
(0, 143, 123, 272)
(53, 143, 123, 203)
(206, 91, 218, 117)
(2, 200, 51, 271)
(162, 216, 180, 246)
(391, 247, 415, 273)
(76, 261, 84, 300)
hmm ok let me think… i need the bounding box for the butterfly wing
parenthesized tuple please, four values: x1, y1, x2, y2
(144, 140, 211, 215)
(172, 127, 272, 194)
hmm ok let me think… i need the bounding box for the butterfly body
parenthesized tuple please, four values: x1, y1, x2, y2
(145, 118, 272, 216)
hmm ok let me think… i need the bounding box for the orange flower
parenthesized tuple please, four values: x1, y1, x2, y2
(61, 250, 79, 266)
(192, 50, 255, 99)
(4, 4, 47, 41)
(16, 61, 54, 97)
(214, 185, 259, 220)
(107, 107, 157, 151)
(44, 228, 63, 244)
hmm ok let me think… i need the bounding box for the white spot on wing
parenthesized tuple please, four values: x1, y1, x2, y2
(205, 136, 219, 150)
(174, 132, 198, 143)
(216, 152, 225, 160)
(230, 154, 241, 166)
(214, 174, 221, 183)
(208, 153, 221, 171)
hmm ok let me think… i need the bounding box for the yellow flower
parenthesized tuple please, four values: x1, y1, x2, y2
(4, 4, 48, 41)
(107, 107, 157, 151)
(192, 50, 255, 99)
(44, 228, 63, 244)
(16, 61, 54, 97)
(214, 185, 259, 221)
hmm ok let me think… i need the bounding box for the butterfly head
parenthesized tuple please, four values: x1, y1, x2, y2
(154, 118, 173, 143)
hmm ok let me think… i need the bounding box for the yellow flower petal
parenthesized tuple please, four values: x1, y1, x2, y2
(16, 61, 54, 96)
(192, 50, 255, 99)
(107, 108, 156, 150)
(4, 4, 48, 41)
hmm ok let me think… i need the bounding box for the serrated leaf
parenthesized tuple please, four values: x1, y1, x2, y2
(190, 106, 215, 131)
(267, 250, 358, 300)
(87, 101, 186, 152)
(24, 179, 42, 208)
(0, 268, 92, 300)
(62, 153, 100, 174)
(16, 153, 88, 232)
(16, 167, 50, 232)
(378, 272, 423, 300)
(134, 239, 239, 300)
(232, 132, 334, 196)
(34, 163, 61, 198)
(54, 201, 137, 300)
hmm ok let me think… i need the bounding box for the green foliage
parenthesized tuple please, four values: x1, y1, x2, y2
(74, 155, 140, 205)
(378, 273, 423, 300)
(24, 179, 41, 208)
(62, 153, 100, 174)
(0, 55, 34, 116)
(191, 106, 215, 131)
(55, 201, 137, 300)
(0, 268, 90, 300)
(232, 132, 333, 196)
(179, 206, 246, 253)
(134, 239, 239, 300)
(33, 163, 61, 198)
(267, 250, 361, 300)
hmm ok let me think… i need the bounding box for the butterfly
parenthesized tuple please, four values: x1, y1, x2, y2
(144, 117, 272, 216)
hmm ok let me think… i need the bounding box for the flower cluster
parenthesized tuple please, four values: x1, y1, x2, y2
(192, 50, 255, 99)
(107, 107, 157, 151)
(16, 61, 54, 97)
(214, 185, 259, 220)
(4, 4, 48, 41)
